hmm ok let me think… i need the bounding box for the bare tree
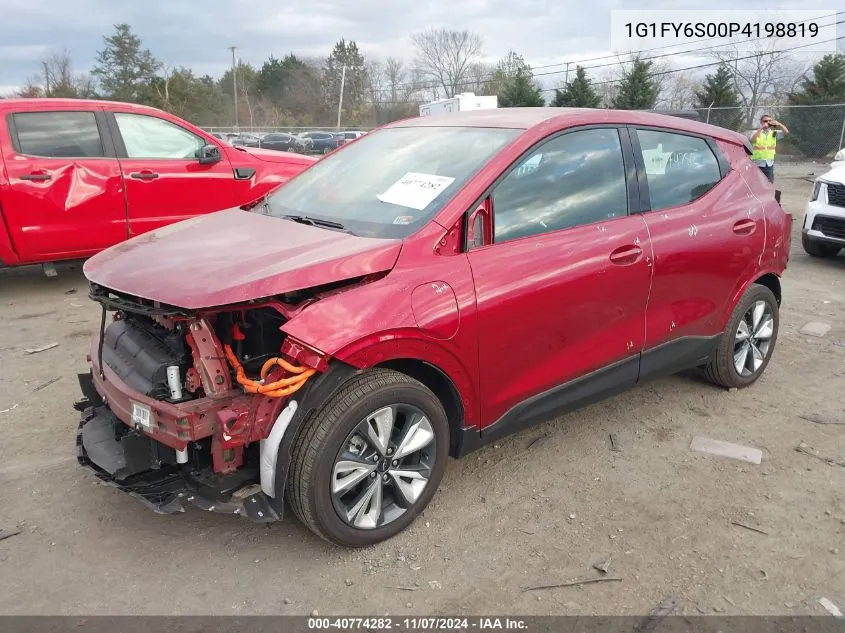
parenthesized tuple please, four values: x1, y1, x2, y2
(155, 63, 172, 108)
(594, 78, 619, 108)
(411, 28, 483, 99)
(384, 57, 409, 102)
(366, 59, 387, 123)
(713, 41, 807, 127)
(659, 72, 697, 110)
(30, 49, 95, 98)
(467, 61, 496, 94)
(365, 58, 423, 125)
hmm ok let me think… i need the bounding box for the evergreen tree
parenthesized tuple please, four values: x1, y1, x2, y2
(612, 57, 659, 110)
(785, 54, 845, 157)
(256, 55, 322, 119)
(92, 24, 159, 103)
(485, 50, 544, 107)
(551, 66, 600, 108)
(693, 64, 744, 130)
(323, 40, 368, 124)
(142, 68, 229, 124)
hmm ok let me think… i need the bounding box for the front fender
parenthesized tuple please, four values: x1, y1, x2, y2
(280, 248, 481, 428)
(335, 332, 479, 428)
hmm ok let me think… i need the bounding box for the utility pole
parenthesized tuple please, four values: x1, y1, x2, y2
(336, 65, 347, 130)
(42, 61, 50, 96)
(564, 62, 571, 87)
(229, 46, 239, 131)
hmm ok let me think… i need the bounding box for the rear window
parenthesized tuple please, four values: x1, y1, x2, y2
(635, 129, 722, 211)
(11, 111, 104, 158)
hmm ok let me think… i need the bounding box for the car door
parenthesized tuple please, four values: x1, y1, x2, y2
(0, 108, 127, 262)
(109, 111, 236, 237)
(467, 127, 653, 428)
(629, 127, 765, 375)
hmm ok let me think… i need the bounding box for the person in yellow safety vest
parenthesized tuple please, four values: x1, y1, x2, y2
(750, 114, 789, 183)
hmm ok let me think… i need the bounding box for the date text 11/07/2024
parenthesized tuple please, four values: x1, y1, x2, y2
(307, 617, 528, 630)
(624, 21, 819, 38)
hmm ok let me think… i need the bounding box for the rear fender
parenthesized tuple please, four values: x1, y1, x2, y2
(718, 267, 783, 331)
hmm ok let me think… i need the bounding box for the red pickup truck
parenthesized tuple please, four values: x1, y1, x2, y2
(0, 99, 315, 271)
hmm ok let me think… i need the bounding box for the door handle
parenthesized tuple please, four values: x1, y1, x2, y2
(609, 244, 643, 266)
(19, 173, 52, 182)
(732, 219, 756, 235)
(130, 171, 160, 181)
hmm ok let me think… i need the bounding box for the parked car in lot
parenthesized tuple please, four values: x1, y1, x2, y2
(338, 130, 367, 142)
(254, 133, 307, 153)
(75, 108, 791, 547)
(0, 99, 315, 269)
(300, 130, 343, 154)
(230, 133, 261, 147)
(211, 132, 239, 146)
(803, 148, 845, 258)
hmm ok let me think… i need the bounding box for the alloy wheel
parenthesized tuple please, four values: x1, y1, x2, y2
(733, 300, 774, 377)
(330, 404, 436, 530)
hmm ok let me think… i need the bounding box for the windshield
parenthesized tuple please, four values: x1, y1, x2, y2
(265, 126, 520, 238)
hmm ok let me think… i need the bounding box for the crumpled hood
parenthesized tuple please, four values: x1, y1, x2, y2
(84, 209, 401, 309)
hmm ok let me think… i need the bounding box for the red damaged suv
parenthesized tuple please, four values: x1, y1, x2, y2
(76, 108, 791, 546)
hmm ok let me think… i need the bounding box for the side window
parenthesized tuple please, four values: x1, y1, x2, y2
(12, 111, 104, 158)
(635, 129, 722, 212)
(493, 128, 628, 244)
(114, 113, 206, 159)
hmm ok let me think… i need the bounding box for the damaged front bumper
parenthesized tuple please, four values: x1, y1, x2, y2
(76, 395, 281, 523)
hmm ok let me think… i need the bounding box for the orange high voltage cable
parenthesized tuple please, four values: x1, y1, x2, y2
(223, 344, 315, 398)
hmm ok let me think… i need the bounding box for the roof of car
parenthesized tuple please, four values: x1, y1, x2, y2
(0, 97, 168, 115)
(387, 107, 747, 146)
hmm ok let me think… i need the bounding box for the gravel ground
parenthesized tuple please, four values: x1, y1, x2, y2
(0, 167, 842, 616)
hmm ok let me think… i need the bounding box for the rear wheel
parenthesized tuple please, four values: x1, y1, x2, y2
(802, 234, 840, 258)
(704, 284, 779, 389)
(287, 368, 449, 547)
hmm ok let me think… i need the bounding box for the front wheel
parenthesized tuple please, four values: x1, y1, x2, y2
(287, 368, 449, 546)
(703, 284, 779, 389)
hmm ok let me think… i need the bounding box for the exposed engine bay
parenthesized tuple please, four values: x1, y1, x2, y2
(75, 282, 336, 521)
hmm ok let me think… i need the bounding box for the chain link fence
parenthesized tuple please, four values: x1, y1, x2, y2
(201, 126, 375, 135)
(652, 104, 845, 159)
(204, 104, 845, 160)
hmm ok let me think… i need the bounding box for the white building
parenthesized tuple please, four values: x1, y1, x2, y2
(419, 93, 498, 117)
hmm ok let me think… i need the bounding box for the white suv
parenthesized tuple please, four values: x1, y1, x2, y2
(803, 148, 845, 258)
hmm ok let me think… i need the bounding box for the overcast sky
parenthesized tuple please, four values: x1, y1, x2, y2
(0, 0, 841, 95)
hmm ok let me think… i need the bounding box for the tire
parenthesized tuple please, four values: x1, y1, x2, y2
(704, 284, 779, 389)
(802, 234, 840, 258)
(287, 368, 449, 547)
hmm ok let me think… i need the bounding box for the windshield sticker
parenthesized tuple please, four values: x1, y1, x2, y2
(377, 172, 456, 211)
(393, 215, 415, 225)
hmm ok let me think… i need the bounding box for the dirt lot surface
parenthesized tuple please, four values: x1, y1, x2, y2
(0, 166, 843, 617)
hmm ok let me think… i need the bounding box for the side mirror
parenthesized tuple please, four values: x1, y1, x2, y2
(197, 144, 221, 165)
(467, 199, 492, 250)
